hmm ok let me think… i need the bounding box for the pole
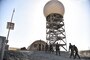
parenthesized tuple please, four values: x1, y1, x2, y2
(6, 29, 10, 42)
(10, 8, 15, 22)
(6, 8, 15, 41)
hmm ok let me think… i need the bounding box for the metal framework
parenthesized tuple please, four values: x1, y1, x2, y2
(46, 13, 67, 51)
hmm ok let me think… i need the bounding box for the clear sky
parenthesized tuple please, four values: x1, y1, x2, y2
(0, 0, 90, 51)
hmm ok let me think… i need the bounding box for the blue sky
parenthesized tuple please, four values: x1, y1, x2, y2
(0, 0, 90, 50)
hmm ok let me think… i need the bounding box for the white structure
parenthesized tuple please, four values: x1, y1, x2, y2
(44, 0, 65, 17)
(44, 0, 67, 51)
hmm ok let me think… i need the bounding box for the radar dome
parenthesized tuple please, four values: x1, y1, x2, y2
(43, 0, 65, 17)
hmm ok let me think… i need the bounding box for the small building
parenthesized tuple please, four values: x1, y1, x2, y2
(27, 40, 46, 51)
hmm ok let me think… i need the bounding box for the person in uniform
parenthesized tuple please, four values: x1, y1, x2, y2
(56, 42, 60, 55)
(69, 43, 74, 58)
(45, 43, 48, 52)
(49, 43, 53, 53)
(73, 45, 80, 59)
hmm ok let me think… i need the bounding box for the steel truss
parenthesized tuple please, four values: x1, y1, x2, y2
(46, 13, 67, 51)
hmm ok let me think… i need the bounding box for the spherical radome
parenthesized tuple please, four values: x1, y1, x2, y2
(44, 0, 65, 17)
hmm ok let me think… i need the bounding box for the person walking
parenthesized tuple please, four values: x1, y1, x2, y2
(73, 45, 80, 59)
(69, 43, 74, 58)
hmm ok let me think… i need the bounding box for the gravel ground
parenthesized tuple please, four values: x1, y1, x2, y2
(3, 50, 90, 60)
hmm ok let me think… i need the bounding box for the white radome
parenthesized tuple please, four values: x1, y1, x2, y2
(44, 0, 65, 17)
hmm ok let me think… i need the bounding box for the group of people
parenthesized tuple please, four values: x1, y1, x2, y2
(69, 43, 80, 59)
(45, 43, 53, 53)
(45, 42, 80, 59)
(45, 42, 60, 55)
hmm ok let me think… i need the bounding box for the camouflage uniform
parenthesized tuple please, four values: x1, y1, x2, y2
(69, 43, 74, 58)
(73, 45, 80, 59)
(56, 43, 60, 55)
